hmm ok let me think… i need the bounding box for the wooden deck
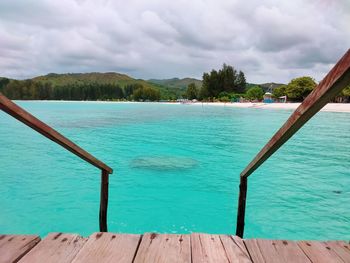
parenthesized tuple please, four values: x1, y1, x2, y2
(1, 233, 349, 263)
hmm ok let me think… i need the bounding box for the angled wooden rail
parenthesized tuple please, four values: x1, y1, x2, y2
(0, 94, 113, 232)
(236, 49, 350, 237)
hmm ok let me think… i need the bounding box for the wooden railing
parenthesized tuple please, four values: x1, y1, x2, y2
(0, 94, 113, 232)
(236, 49, 350, 237)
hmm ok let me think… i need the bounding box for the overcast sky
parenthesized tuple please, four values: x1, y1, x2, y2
(0, 0, 349, 83)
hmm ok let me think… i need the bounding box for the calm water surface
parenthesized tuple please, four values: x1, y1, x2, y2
(0, 101, 349, 240)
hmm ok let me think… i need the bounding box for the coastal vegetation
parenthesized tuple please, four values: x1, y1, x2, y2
(0, 70, 349, 103)
(199, 64, 247, 100)
(0, 74, 162, 101)
(246, 86, 265, 101)
(272, 76, 317, 102)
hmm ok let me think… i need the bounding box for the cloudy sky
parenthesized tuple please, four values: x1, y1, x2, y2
(0, 0, 349, 83)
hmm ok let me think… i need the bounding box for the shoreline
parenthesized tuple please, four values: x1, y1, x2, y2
(183, 102, 350, 113)
(15, 100, 350, 113)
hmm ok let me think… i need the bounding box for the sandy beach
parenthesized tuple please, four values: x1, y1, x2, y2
(23, 100, 350, 113)
(180, 102, 350, 113)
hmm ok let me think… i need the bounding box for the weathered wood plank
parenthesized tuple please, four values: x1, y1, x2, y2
(72, 232, 141, 263)
(298, 241, 344, 263)
(18, 233, 86, 263)
(271, 240, 312, 263)
(243, 239, 265, 263)
(192, 233, 246, 263)
(134, 233, 190, 263)
(219, 235, 252, 262)
(324, 241, 350, 262)
(244, 239, 312, 263)
(0, 234, 40, 263)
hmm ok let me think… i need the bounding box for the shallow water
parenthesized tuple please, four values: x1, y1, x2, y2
(0, 101, 349, 240)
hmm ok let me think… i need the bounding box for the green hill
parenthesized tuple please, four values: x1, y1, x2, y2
(0, 72, 186, 100)
(148, 78, 202, 89)
(1, 73, 286, 100)
(32, 72, 158, 90)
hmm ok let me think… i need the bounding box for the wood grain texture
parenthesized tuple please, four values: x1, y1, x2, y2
(324, 241, 350, 262)
(219, 235, 252, 262)
(1, 233, 349, 263)
(298, 241, 344, 263)
(19, 233, 86, 263)
(0, 93, 112, 174)
(243, 239, 265, 263)
(0, 234, 40, 263)
(72, 232, 141, 263)
(192, 233, 242, 263)
(246, 239, 311, 263)
(134, 233, 190, 263)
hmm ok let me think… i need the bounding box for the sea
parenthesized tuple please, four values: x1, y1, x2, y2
(0, 101, 349, 240)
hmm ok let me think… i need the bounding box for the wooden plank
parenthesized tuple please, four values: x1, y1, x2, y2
(0, 93, 113, 174)
(72, 232, 141, 263)
(243, 239, 265, 263)
(271, 240, 312, 263)
(191, 233, 235, 263)
(324, 241, 350, 262)
(134, 233, 190, 263)
(0, 234, 40, 263)
(298, 241, 344, 263)
(219, 235, 252, 262)
(253, 239, 311, 263)
(19, 233, 86, 263)
(240, 49, 350, 178)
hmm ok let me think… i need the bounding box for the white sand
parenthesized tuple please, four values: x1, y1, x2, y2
(22, 100, 350, 113)
(177, 102, 350, 113)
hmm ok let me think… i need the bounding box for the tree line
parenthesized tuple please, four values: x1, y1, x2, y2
(185, 73, 349, 102)
(199, 64, 246, 100)
(1, 67, 349, 102)
(0, 79, 160, 101)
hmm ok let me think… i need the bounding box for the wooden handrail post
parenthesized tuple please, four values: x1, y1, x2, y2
(99, 169, 109, 232)
(236, 176, 248, 238)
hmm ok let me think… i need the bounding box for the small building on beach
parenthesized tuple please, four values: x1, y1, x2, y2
(263, 92, 273, 103)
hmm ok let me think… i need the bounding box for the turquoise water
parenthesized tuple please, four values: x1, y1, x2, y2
(0, 101, 349, 240)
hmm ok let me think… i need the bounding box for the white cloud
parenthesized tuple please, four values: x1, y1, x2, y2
(0, 0, 349, 83)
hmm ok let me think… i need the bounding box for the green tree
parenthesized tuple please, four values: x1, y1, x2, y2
(124, 83, 142, 99)
(186, 83, 198, 100)
(246, 86, 264, 100)
(133, 86, 160, 101)
(272, 85, 287, 98)
(0, 78, 10, 92)
(340, 85, 350, 96)
(285, 76, 317, 101)
(220, 63, 236, 92)
(235, 70, 247, 93)
(201, 64, 246, 100)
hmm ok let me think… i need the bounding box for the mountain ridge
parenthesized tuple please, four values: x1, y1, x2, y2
(1, 73, 284, 96)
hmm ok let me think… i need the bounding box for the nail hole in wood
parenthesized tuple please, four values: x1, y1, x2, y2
(53, 233, 62, 240)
